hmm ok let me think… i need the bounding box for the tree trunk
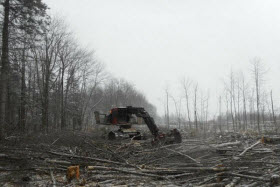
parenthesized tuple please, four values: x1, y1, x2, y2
(194, 84, 198, 131)
(20, 48, 26, 132)
(230, 94, 235, 131)
(42, 45, 50, 133)
(256, 71, 260, 134)
(61, 64, 65, 130)
(0, 0, 10, 139)
(271, 90, 277, 133)
(186, 96, 191, 130)
(219, 96, 222, 133)
(166, 91, 169, 129)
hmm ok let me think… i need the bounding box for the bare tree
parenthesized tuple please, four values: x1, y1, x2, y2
(182, 77, 192, 129)
(270, 90, 277, 133)
(224, 90, 230, 131)
(164, 85, 170, 129)
(240, 71, 248, 130)
(193, 83, 198, 131)
(204, 90, 210, 133)
(228, 70, 236, 131)
(251, 58, 265, 134)
(170, 95, 182, 129)
(219, 95, 222, 132)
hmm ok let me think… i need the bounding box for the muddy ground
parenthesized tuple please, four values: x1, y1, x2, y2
(0, 129, 280, 187)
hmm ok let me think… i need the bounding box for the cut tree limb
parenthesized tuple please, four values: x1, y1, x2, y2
(196, 183, 225, 187)
(45, 159, 71, 165)
(239, 140, 261, 156)
(165, 148, 200, 164)
(213, 141, 241, 148)
(87, 166, 166, 179)
(225, 177, 240, 187)
(48, 151, 126, 166)
(219, 172, 269, 182)
(49, 169, 56, 187)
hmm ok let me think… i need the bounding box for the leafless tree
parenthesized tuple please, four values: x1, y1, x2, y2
(219, 95, 222, 132)
(251, 58, 265, 133)
(270, 90, 277, 133)
(240, 71, 248, 130)
(164, 85, 170, 129)
(193, 83, 198, 131)
(181, 77, 192, 129)
(170, 95, 182, 129)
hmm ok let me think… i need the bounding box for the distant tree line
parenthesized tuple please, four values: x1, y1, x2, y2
(163, 59, 279, 135)
(0, 0, 156, 139)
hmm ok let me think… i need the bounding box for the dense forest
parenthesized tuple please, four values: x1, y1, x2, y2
(0, 0, 157, 139)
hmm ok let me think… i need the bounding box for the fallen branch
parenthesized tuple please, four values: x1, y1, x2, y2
(219, 172, 269, 182)
(165, 148, 200, 164)
(239, 140, 261, 156)
(225, 177, 240, 187)
(87, 166, 166, 179)
(45, 159, 71, 165)
(175, 167, 229, 172)
(51, 138, 60, 145)
(50, 169, 56, 187)
(213, 141, 241, 148)
(48, 151, 126, 166)
(197, 183, 225, 187)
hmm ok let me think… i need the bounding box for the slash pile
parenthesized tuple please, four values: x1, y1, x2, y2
(0, 131, 280, 186)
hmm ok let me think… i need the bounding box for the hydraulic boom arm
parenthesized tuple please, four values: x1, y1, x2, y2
(94, 106, 182, 144)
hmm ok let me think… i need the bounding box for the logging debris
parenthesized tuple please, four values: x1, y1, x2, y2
(1, 131, 280, 186)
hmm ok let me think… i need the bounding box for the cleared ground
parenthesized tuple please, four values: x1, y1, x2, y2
(0, 130, 279, 186)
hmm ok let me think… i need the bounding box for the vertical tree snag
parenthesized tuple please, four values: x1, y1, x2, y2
(219, 96, 222, 133)
(229, 70, 235, 131)
(204, 91, 210, 134)
(165, 86, 170, 129)
(182, 78, 192, 130)
(225, 92, 230, 131)
(241, 72, 248, 130)
(270, 90, 277, 133)
(194, 83, 198, 131)
(252, 58, 263, 134)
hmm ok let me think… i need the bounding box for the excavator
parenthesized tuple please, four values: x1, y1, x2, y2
(94, 106, 182, 145)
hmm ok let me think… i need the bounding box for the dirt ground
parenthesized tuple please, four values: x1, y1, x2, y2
(0, 129, 280, 187)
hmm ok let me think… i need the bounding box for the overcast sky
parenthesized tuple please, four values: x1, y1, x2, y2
(44, 0, 280, 116)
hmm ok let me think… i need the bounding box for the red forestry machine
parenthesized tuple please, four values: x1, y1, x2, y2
(94, 106, 182, 145)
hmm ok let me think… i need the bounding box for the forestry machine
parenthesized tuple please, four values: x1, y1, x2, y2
(94, 106, 182, 145)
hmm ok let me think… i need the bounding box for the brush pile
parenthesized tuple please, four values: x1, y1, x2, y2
(1, 131, 280, 186)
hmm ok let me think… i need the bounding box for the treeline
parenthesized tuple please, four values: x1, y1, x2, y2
(164, 59, 279, 134)
(0, 0, 156, 138)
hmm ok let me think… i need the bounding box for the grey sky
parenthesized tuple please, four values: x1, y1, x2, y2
(44, 0, 280, 116)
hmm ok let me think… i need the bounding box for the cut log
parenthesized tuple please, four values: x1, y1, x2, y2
(270, 174, 280, 186)
(213, 141, 241, 148)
